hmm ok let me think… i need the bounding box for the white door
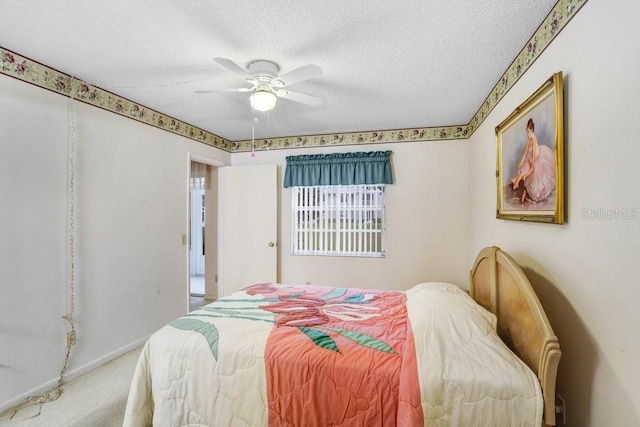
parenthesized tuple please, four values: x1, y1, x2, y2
(219, 164, 278, 296)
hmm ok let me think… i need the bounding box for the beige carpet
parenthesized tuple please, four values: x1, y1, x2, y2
(0, 347, 142, 427)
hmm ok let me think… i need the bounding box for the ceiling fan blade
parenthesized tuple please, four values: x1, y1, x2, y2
(276, 64, 322, 87)
(278, 90, 324, 107)
(213, 57, 255, 82)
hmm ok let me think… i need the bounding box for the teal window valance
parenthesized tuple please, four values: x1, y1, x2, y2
(283, 151, 393, 188)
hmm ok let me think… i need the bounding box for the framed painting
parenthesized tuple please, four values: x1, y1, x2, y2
(496, 71, 564, 224)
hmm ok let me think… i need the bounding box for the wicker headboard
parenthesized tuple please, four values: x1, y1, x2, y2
(469, 246, 561, 426)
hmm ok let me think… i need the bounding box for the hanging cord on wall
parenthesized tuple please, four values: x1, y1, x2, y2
(9, 92, 78, 421)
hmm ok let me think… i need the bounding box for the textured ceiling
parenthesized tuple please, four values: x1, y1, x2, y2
(0, 1, 557, 142)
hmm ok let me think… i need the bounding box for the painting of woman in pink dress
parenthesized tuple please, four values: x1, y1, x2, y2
(497, 71, 563, 223)
(510, 118, 556, 203)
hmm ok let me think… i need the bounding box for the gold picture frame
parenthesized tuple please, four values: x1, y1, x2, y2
(496, 71, 564, 224)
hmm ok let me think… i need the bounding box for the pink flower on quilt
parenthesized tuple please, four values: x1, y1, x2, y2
(261, 296, 329, 327)
(321, 303, 381, 321)
(245, 283, 278, 296)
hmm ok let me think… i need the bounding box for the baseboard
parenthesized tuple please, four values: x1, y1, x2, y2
(0, 336, 148, 415)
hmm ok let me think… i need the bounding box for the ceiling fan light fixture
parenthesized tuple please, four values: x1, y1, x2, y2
(250, 90, 277, 112)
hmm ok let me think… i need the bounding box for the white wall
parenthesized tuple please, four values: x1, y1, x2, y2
(232, 140, 470, 291)
(468, 1, 640, 425)
(0, 73, 230, 411)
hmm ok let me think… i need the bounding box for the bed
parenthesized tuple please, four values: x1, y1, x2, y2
(123, 246, 560, 426)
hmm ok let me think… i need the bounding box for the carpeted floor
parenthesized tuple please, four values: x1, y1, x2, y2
(0, 347, 142, 427)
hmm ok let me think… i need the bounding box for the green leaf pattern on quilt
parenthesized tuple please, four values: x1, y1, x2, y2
(201, 306, 275, 317)
(319, 287, 347, 300)
(170, 318, 219, 360)
(299, 327, 340, 353)
(325, 327, 396, 354)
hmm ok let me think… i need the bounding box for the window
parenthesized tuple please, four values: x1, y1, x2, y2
(291, 184, 386, 257)
(284, 150, 393, 257)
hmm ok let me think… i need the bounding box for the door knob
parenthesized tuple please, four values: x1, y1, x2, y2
(269, 242, 277, 247)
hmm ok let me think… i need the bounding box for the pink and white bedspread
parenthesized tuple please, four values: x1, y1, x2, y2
(123, 282, 542, 426)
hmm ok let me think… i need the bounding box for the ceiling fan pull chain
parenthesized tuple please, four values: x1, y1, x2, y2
(267, 112, 271, 149)
(251, 116, 257, 157)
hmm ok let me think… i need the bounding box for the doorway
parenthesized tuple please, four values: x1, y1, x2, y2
(188, 159, 219, 311)
(189, 188, 205, 297)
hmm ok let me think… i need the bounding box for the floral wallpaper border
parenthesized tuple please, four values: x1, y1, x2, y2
(0, 0, 587, 153)
(232, 125, 471, 152)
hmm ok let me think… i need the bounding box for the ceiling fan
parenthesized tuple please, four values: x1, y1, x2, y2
(196, 57, 323, 112)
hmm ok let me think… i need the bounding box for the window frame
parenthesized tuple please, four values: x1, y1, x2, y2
(291, 184, 386, 258)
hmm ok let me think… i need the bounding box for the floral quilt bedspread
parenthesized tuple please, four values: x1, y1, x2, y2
(123, 282, 542, 426)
